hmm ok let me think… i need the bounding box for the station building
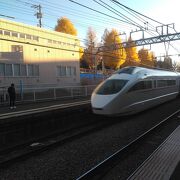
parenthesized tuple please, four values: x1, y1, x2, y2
(0, 18, 80, 88)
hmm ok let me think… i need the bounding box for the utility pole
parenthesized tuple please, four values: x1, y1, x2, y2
(32, 4, 42, 27)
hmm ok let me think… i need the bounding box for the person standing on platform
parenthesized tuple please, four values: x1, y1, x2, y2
(8, 83, 16, 109)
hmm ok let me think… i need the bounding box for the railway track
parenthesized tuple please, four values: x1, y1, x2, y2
(0, 100, 91, 120)
(1, 98, 180, 180)
(0, 111, 120, 168)
(0, 100, 92, 151)
(76, 109, 180, 180)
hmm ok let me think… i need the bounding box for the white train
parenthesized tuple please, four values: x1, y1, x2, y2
(91, 66, 180, 116)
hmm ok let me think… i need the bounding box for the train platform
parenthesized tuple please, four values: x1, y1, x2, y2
(128, 125, 180, 180)
(0, 97, 91, 117)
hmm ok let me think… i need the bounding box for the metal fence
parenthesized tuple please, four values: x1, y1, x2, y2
(0, 85, 97, 105)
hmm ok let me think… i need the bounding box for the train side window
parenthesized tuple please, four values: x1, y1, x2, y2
(167, 80, 176, 86)
(157, 80, 167, 87)
(153, 80, 156, 88)
(128, 81, 144, 92)
(144, 81, 152, 89)
(128, 81, 152, 92)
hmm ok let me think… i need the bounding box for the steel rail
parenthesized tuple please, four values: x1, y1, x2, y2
(76, 109, 180, 180)
(0, 100, 91, 119)
(0, 115, 116, 168)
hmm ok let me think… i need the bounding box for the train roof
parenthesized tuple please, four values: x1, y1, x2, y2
(114, 66, 179, 77)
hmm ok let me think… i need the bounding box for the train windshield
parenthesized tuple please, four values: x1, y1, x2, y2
(95, 79, 128, 95)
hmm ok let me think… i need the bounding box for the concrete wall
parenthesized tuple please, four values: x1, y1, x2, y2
(0, 18, 80, 87)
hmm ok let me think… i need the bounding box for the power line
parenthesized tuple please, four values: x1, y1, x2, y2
(93, 0, 144, 29)
(0, 14, 15, 19)
(111, 0, 164, 25)
(68, 0, 141, 27)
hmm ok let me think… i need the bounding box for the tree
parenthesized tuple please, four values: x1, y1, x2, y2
(55, 17, 77, 35)
(138, 48, 155, 67)
(124, 36, 140, 67)
(172, 60, 178, 71)
(79, 47, 84, 60)
(102, 29, 126, 69)
(163, 56, 173, 70)
(82, 27, 98, 69)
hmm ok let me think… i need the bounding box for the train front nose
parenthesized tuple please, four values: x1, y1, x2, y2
(91, 93, 114, 115)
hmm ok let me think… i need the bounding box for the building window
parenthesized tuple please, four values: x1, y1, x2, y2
(0, 30, 3, 35)
(12, 32, 18, 37)
(20, 64, 27, 76)
(26, 34, 31, 39)
(57, 66, 60, 76)
(34, 65, 39, 76)
(66, 66, 71, 76)
(32, 36, 39, 41)
(0, 63, 5, 76)
(60, 66, 66, 76)
(5, 64, 13, 76)
(71, 67, 76, 76)
(53, 40, 57, 44)
(14, 64, 20, 76)
(20, 33, 25, 38)
(11, 45, 23, 52)
(28, 64, 33, 76)
(57, 66, 76, 77)
(4, 31, 10, 36)
(57, 66, 66, 76)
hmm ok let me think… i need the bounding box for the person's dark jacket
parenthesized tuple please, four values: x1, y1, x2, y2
(8, 86, 16, 99)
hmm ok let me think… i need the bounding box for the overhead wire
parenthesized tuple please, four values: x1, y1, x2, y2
(93, 0, 144, 30)
(68, 0, 143, 27)
(29, 0, 136, 30)
(2, 0, 180, 61)
(111, 0, 164, 25)
(109, 0, 180, 56)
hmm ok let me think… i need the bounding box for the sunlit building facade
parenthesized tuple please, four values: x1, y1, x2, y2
(0, 18, 80, 87)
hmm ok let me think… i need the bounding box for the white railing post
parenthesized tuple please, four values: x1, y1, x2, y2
(71, 87, 73, 98)
(54, 88, 56, 100)
(33, 90, 36, 101)
(85, 86, 88, 96)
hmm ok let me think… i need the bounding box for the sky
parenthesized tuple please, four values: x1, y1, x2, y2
(1, 0, 180, 63)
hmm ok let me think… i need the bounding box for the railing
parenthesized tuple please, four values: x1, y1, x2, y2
(0, 85, 97, 105)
